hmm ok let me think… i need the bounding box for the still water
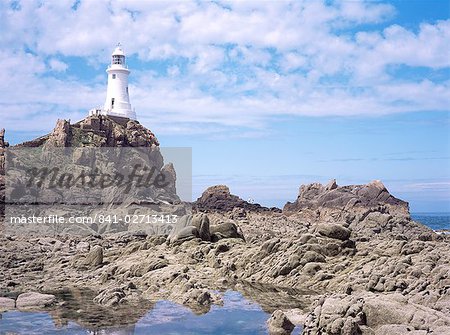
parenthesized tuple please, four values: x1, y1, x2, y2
(0, 290, 303, 335)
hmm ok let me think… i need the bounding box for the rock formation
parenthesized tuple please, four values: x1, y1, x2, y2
(17, 115, 159, 148)
(284, 179, 433, 240)
(0, 119, 449, 334)
(194, 185, 279, 213)
(2, 116, 182, 236)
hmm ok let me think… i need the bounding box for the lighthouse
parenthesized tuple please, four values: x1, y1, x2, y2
(90, 44, 136, 120)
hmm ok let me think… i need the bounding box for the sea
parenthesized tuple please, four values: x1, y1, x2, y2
(411, 212, 450, 231)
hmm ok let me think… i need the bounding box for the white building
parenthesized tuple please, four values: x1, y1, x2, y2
(89, 44, 136, 120)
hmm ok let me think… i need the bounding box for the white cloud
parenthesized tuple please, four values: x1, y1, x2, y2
(48, 58, 68, 72)
(0, 0, 449, 136)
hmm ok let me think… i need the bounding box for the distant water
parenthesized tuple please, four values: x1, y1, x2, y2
(412, 212, 450, 231)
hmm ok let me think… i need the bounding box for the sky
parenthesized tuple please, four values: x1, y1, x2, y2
(0, 0, 449, 212)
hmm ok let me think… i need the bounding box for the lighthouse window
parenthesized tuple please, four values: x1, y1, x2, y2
(112, 74, 116, 79)
(111, 98, 115, 109)
(112, 55, 124, 65)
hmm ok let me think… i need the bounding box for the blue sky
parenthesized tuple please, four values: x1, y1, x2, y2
(1, 0, 449, 211)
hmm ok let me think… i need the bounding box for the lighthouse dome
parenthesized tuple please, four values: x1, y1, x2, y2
(112, 45, 125, 56)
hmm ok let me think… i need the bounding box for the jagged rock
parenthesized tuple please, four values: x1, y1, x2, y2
(18, 115, 159, 148)
(267, 310, 295, 335)
(1, 115, 449, 334)
(129, 259, 168, 277)
(194, 185, 278, 213)
(44, 119, 71, 147)
(284, 180, 435, 240)
(284, 180, 408, 214)
(6, 116, 185, 236)
(192, 213, 211, 241)
(283, 180, 408, 213)
(16, 292, 56, 309)
(83, 245, 103, 267)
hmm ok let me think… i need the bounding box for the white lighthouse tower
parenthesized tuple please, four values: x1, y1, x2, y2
(98, 44, 136, 120)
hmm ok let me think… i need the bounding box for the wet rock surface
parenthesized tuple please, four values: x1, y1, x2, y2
(16, 292, 56, 310)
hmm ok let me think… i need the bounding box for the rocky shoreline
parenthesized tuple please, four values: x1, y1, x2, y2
(1, 118, 449, 334)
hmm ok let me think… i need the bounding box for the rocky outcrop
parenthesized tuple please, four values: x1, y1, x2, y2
(284, 179, 408, 214)
(18, 115, 159, 148)
(194, 185, 279, 213)
(4, 116, 184, 236)
(283, 180, 434, 240)
(44, 119, 71, 147)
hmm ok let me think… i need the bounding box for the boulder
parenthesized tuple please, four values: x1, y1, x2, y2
(16, 292, 56, 309)
(167, 214, 202, 245)
(83, 245, 103, 267)
(191, 213, 211, 241)
(317, 223, 351, 241)
(300, 251, 326, 265)
(210, 221, 244, 241)
(267, 310, 295, 335)
(363, 296, 411, 328)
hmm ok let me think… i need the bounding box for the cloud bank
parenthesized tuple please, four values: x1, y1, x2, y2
(0, 0, 449, 135)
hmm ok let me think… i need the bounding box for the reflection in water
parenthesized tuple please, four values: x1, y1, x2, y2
(0, 290, 304, 334)
(48, 288, 153, 331)
(235, 281, 313, 313)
